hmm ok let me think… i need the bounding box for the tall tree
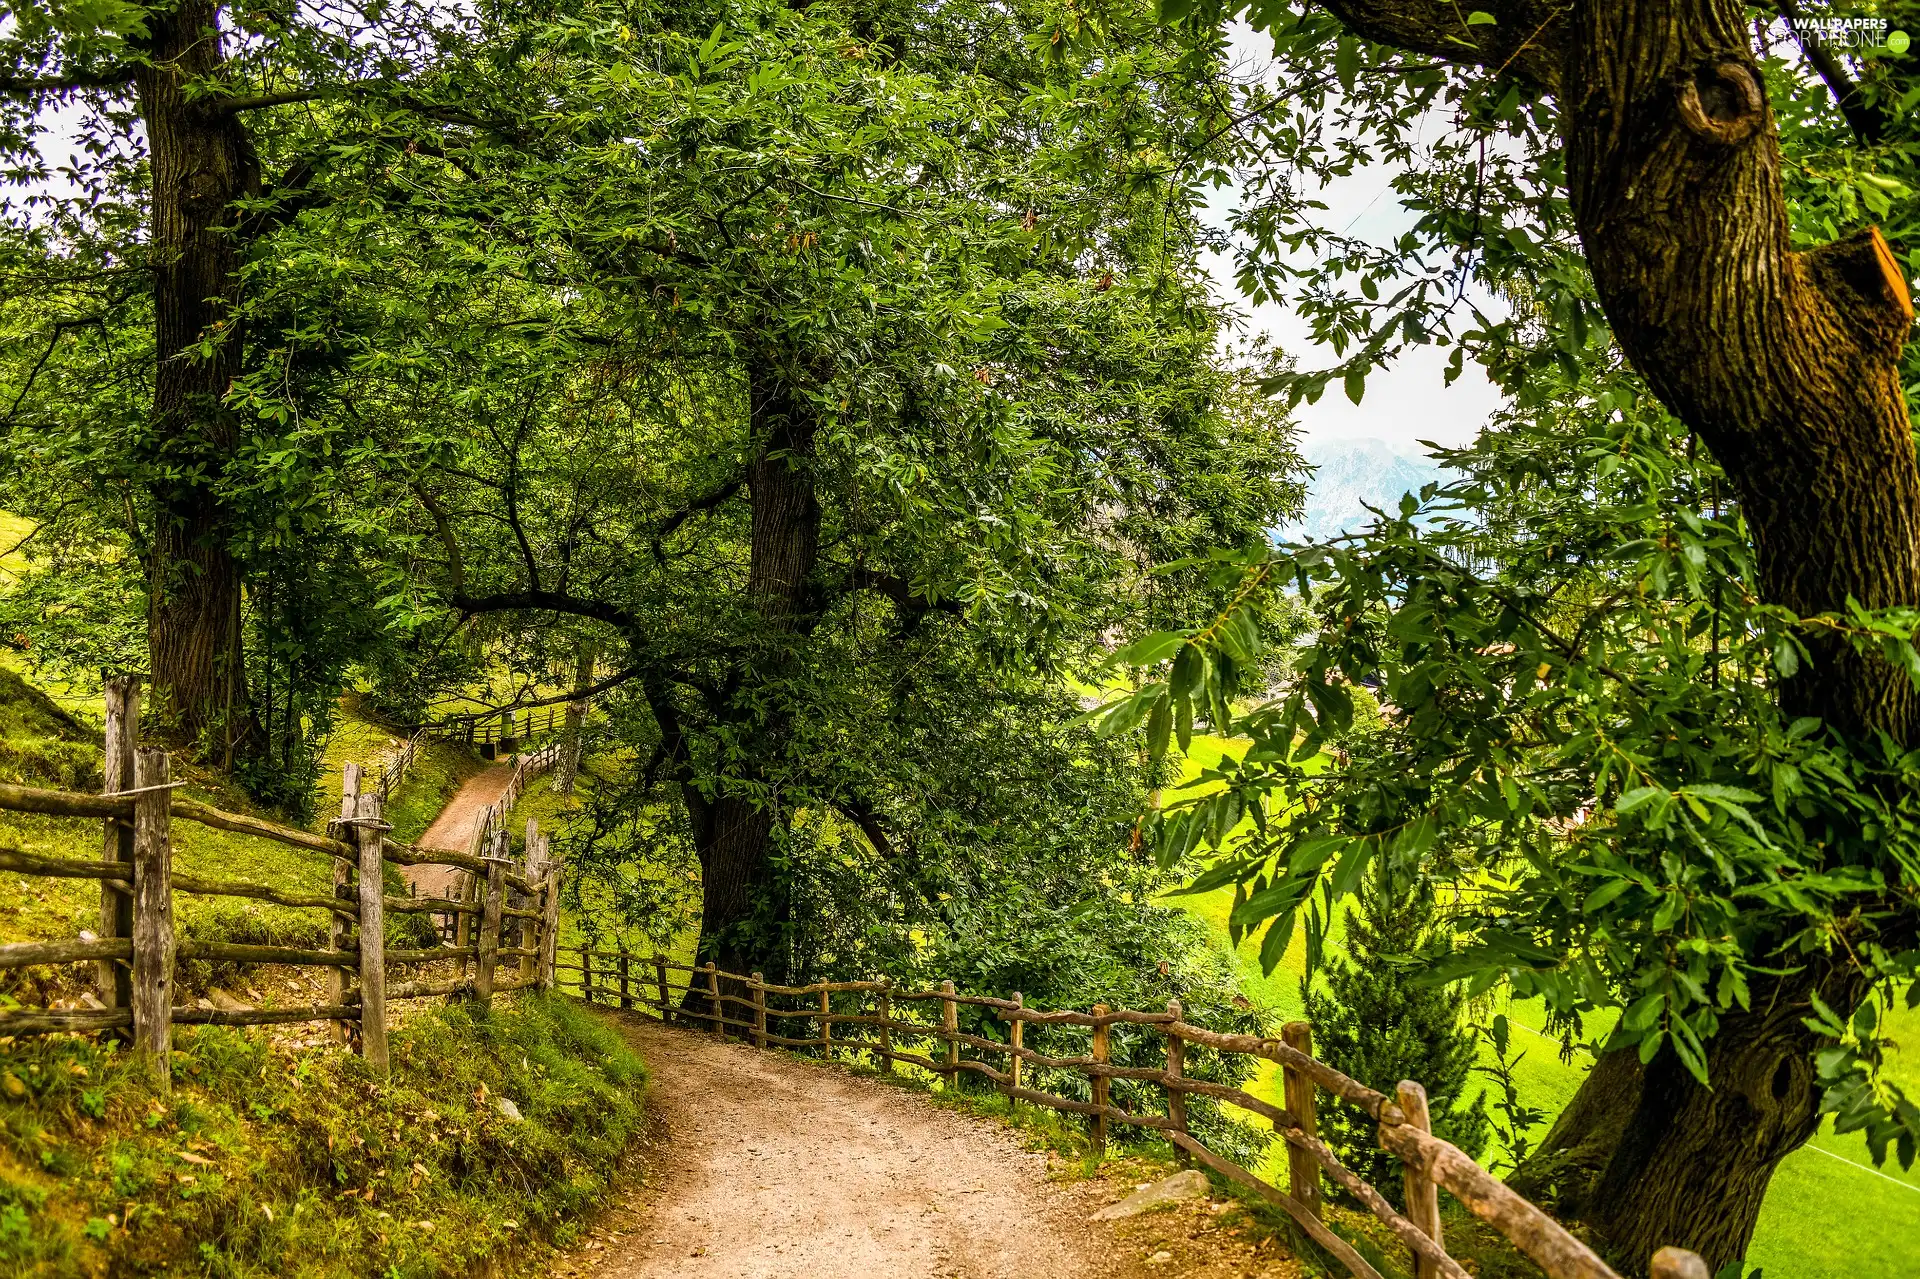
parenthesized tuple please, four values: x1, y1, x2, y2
(1105, 1, 1920, 1270)
(237, 0, 1302, 981)
(0, 0, 466, 773)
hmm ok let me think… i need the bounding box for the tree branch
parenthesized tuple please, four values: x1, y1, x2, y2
(451, 588, 645, 641)
(833, 794, 897, 860)
(437, 664, 642, 722)
(0, 67, 136, 97)
(412, 483, 466, 595)
(1315, 2, 1563, 91)
(651, 469, 749, 559)
(848, 568, 964, 619)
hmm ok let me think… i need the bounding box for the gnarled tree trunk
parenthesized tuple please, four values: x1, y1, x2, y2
(134, 2, 261, 762)
(1319, 2, 1917, 1270)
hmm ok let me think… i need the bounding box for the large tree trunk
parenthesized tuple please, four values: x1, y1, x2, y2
(690, 360, 821, 991)
(134, 2, 261, 762)
(1318, 2, 1919, 1270)
(1534, 7, 1916, 1269)
(1510, 964, 1874, 1269)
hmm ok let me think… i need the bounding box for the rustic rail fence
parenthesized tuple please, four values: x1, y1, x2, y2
(561, 948, 1708, 1279)
(373, 724, 429, 807)
(434, 704, 571, 754)
(466, 739, 565, 857)
(0, 678, 564, 1089)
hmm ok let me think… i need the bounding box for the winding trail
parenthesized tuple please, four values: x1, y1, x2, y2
(562, 1016, 1157, 1279)
(403, 759, 512, 896)
(385, 757, 1298, 1278)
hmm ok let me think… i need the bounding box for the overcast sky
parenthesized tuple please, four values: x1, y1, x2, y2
(1200, 25, 1506, 457)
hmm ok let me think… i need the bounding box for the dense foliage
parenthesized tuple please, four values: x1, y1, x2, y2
(0, 0, 1303, 1010)
(1085, 10, 1920, 1217)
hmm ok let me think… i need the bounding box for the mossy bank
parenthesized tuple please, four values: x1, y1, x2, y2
(0, 995, 644, 1278)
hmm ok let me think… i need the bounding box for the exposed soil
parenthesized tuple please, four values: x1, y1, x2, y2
(405, 759, 512, 895)
(552, 1014, 1308, 1279)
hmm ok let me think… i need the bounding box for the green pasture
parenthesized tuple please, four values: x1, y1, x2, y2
(1168, 734, 1920, 1279)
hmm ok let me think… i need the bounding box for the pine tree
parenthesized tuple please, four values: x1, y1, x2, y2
(1302, 874, 1490, 1204)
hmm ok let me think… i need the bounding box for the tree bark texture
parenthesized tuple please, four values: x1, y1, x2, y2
(689, 360, 821, 997)
(1317, 2, 1917, 1270)
(134, 2, 261, 761)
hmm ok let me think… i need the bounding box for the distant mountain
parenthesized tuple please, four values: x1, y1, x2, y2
(1280, 437, 1452, 542)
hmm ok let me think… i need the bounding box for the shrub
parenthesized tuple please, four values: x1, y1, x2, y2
(1303, 872, 1490, 1205)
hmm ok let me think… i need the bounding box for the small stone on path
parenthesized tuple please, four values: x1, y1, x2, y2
(1088, 1170, 1210, 1221)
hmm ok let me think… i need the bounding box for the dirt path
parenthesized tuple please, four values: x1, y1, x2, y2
(404, 759, 511, 896)
(560, 1016, 1149, 1279)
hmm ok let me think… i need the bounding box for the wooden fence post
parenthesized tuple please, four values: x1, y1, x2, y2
(538, 837, 561, 992)
(453, 870, 473, 988)
(476, 833, 506, 1010)
(1090, 1003, 1110, 1159)
(752, 972, 767, 1048)
(130, 748, 174, 1093)
(1165, 1001, 1188, 1166)
(655, 953, 670, 1020)
(1398, 1080, 1443, 1279)
(617, 945, 633, 1011)
(876, 978, 893, 1073)
(1650, 1248, 1711, 1279)
(819, 986, 832, 1059)
(1007, 992, 1023, 1109)
(940, 979, 959, 1088)
(1283, 1021, 1323, 1219)
(330, 764, 360, 1040)
(516, 820, 539, 985)
(354, 790, 389, 1073)
(97, 677, 138, 1017)
(580, 945, 594, 1002)
(706, 962, 722, 1037)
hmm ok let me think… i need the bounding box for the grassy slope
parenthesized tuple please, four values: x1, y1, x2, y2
(0, 656, 651, 1277)
(311, 707, 481, 846)
(1170, 734, 1920, 1279)
(0, 994, 644, 1278)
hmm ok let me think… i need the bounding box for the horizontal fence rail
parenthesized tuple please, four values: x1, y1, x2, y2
(467, 740, 564, 857)
(561, 949, 1705, 1279)
(0, 678, 564, 1090)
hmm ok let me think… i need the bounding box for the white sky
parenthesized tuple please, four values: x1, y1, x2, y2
(1201, 24, 1506, 456)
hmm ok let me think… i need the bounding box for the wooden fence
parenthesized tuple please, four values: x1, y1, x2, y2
(435, 704, 570, 752)
(466, 739, 564, 857)
(373, 725, 429, 807)
(0, 678, 563, 1089)
(561, 949, 1710, 1279)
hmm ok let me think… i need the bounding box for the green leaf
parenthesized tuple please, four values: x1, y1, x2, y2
(1119, 631, 1186, 666)
(1146, 696, 1172, 764)
(1259, 911, 1297, 975)
(1466, 10, 1497, 24)
(1582, 878, 1632, 913)
(1670, 1014, 1711, 1086)
(1343, 368, 1366, 405)
(1615, 786, 1664, 815)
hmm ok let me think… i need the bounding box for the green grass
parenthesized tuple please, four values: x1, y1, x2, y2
(311, 706, 481, 846)
(0, 676, 483, 1000)
(0, 994, 645, 1278)
(1167, 733, 1920, 1279)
